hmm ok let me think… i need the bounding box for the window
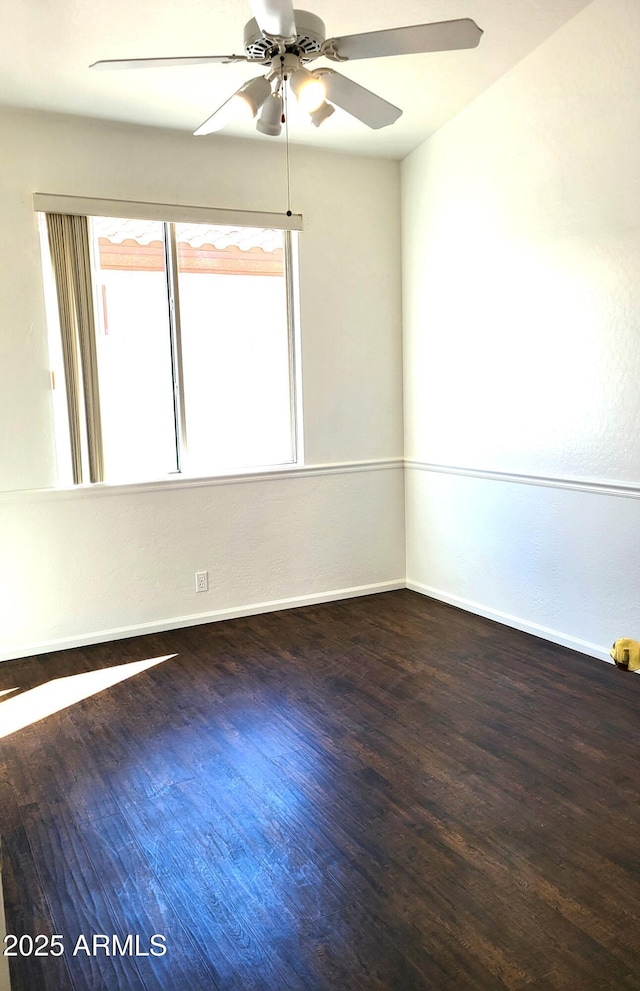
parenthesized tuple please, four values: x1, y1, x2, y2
(38, 202, 301, 486)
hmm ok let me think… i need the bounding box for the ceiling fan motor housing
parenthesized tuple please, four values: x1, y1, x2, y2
(243, 9, 326, 60)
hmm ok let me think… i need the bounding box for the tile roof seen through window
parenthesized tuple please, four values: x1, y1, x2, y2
(93, 217, 282, 253)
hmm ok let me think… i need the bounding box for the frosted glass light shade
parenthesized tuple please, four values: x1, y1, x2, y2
(237, 75, 272, 116)
(290, 69, 326, 113)
(309, 101, 335, 128)
(194, 76, 270, 135)
(257, 93, 283, 135)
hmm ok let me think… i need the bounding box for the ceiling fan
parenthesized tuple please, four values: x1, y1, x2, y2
(91, 0, 483, 137)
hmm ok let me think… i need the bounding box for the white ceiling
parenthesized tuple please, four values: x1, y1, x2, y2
(2, 0, 593, 159)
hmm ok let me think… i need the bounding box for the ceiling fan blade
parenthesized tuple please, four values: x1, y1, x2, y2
(327, 18, 483, 61)
(248, 0, 296, 39)
(193, 91, 242, 136)
(319, 70, 401, 130)
(90, 55, 245, 70)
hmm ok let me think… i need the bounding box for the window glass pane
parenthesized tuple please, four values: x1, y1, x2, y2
(175, 223, 294, 473)
(91, 217, 178, 482)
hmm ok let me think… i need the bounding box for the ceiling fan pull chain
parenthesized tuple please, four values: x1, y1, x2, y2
(283, 72, 292, 216)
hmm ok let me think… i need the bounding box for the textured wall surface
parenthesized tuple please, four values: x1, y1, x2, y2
(406, 466, 640, 659)
(1, 466, 405, 661)
(5, 0, 639, 664)
(0, 108, 403, 492)
(402, 0, 640, 657)
(0, 108, 404, 659)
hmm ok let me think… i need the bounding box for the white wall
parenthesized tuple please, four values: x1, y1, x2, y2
(0, 108, 404, 660)
(402, 0, 640, 660)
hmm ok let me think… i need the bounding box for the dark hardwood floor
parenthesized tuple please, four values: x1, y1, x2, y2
(1, 590, 640, 990)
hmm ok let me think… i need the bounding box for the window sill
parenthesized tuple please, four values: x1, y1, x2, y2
(1, 459, 403, 502)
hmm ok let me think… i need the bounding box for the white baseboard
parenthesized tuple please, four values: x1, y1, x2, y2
(0, 580, 406, 663)
(407, 580, 613, 665)
(2, 578, 618, 671)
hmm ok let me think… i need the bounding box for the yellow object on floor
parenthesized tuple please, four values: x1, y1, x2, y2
(610, 638, 640, 672)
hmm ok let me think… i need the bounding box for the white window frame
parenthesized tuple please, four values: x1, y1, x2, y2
(36, 194, 304, 486)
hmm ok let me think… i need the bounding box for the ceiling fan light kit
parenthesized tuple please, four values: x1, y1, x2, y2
(309, 100, 335, 129)
(236, 74, 272, 116)
(91, 1, 483, 138)
(289, 67, 326, 114)
(257, 92, 284, 135)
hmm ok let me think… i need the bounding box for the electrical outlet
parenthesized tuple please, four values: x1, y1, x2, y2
(195, 571, 208, 593)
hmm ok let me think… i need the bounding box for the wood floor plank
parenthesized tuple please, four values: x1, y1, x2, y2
(77, 811, 219, 991)
(0, 760, 75, 991)
(1, 590, 640, 990)
(2, 752, 148, 990)
(115, 788, 293, 990)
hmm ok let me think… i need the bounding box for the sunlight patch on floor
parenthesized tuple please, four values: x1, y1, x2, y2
(0, 655, 175, 740)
